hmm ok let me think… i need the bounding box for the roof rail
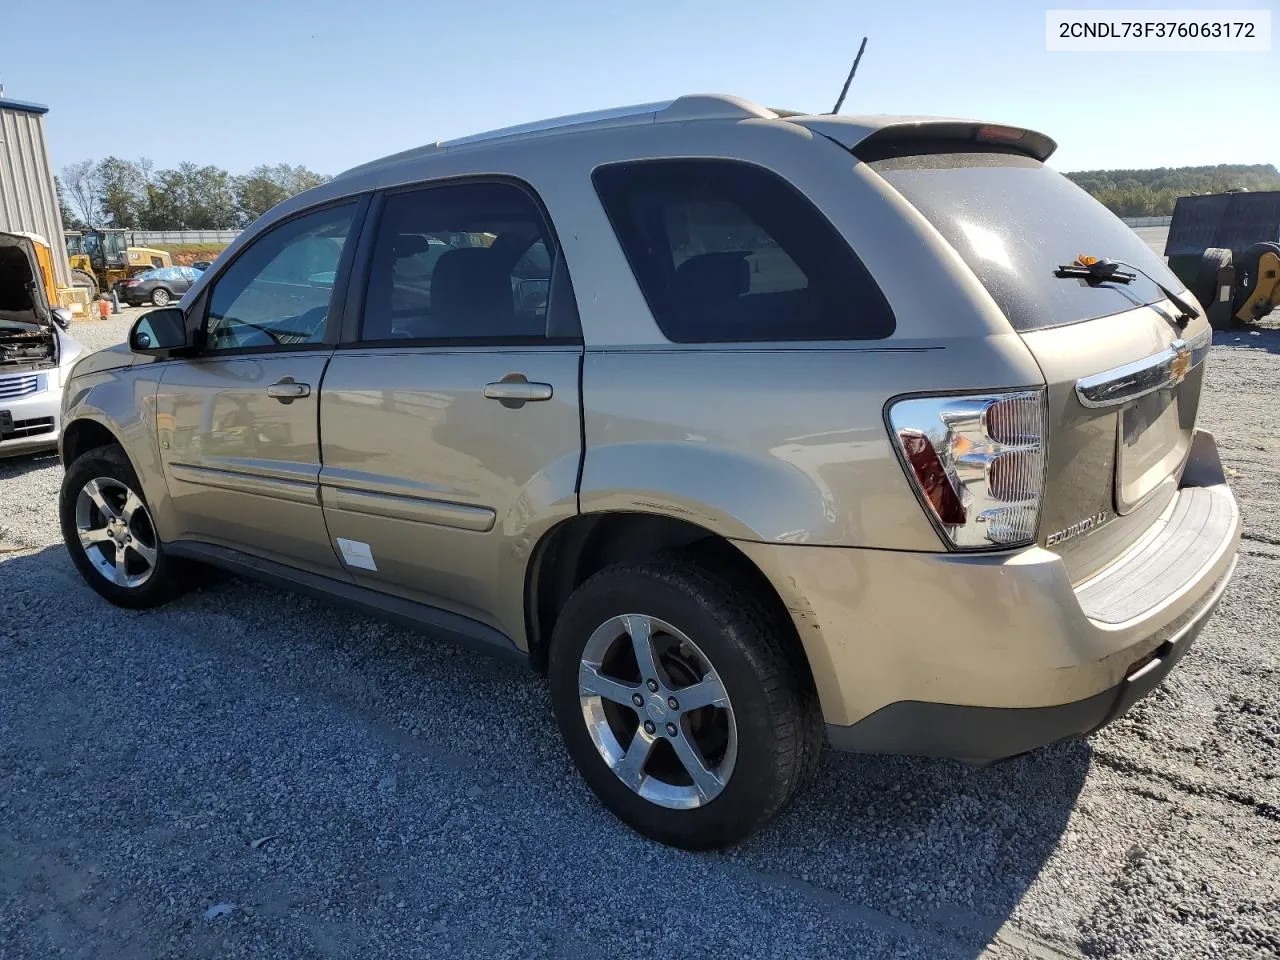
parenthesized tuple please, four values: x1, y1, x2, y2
(443, 94, 777, 149)
(335, 95, 779, 180)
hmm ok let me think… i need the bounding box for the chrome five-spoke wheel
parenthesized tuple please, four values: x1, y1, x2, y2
(578, 613, 737, 809)
(75, 476, 158, 588)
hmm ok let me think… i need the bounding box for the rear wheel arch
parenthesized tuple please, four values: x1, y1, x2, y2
(523, 512, 816, 691)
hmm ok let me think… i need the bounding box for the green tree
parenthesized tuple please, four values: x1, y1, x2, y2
(64, 156, 331, 229)
(234, 163, 330, 225)
(96, 156, 147, 227)
(1066, 164, 1280, 216)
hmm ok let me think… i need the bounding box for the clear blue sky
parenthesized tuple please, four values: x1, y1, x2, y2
(4, 0, 1277, 177)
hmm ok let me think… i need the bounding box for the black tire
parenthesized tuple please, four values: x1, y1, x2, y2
(1192, 248, 1234, 330)
(71, 268, 98, 300)
(59, 444, 188, 609)
(1192, 248, 1233, 328)
(1232, 241, 1280, 318)
(150, 287, 172, 307)
(548, 555, 822, 849)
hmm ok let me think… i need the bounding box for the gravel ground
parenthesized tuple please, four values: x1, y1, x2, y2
(1, 312, 1277, 959)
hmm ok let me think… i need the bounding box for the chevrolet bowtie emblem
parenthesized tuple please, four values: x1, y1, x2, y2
(1170, 341, 1192, 382)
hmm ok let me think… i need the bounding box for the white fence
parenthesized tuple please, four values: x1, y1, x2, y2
(128, 229, 241, 246)
(1121, 216, 1173, 228)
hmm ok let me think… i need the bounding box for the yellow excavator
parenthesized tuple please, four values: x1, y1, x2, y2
(65, 228, 171, 300)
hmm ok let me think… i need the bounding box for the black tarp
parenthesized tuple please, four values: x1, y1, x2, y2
(1165, 191, 1280, 257)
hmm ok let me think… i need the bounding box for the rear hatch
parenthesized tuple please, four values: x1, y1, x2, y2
(856, 145, 1207, 582)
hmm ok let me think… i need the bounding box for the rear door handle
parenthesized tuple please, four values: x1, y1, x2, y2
(484, 375, 553, 408)
(266, 378, 311, 403)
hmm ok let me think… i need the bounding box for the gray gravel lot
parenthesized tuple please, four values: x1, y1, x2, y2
(1, 310, 1277, 959)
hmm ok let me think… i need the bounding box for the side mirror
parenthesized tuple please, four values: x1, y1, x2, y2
(50, 307, 72, 330)
(130, 307, 189, 354)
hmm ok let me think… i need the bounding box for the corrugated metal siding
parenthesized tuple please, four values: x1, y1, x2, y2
(0, 106, 72, 287)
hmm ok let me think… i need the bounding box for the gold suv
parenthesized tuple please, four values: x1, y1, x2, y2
(58, 95, 1240, 848)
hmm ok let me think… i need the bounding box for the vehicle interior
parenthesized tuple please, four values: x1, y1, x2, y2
(362, 189, 552, 342)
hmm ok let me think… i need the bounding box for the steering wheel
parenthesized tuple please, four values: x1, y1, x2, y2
(293, 305, 329, 339)
(220, 322, 284, 348)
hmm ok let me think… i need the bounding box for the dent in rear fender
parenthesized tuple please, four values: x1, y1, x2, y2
(62, 366, 172, 538)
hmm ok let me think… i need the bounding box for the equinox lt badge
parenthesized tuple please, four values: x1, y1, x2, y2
(1046, 511, 1112, 546)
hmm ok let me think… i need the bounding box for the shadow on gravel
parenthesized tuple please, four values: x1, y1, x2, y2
(0, 449, 59, 480)
(1, 544, 1090, 959)
(1214, 323, 1280, 354)
(736, 738, 1091, 956)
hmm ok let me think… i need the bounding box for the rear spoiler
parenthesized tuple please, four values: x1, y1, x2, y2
(790, 116, 1057, 163)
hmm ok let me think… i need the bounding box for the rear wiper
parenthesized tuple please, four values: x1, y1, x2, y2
(1055, 257, 1199, 330)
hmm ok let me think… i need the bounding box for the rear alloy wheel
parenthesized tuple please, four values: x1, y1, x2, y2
(151, 287, 171, 306)
(549, 557, 822, 849)
(578, 613, 737, 809)
(60, 444, 188, 608)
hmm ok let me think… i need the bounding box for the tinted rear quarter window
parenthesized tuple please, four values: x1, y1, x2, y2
(592, 159, 894, 343)
(868, 152, 1185, 332)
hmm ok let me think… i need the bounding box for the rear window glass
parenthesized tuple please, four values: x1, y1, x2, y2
(592, 159, 894, 342)
(868, 152, 1185, 332)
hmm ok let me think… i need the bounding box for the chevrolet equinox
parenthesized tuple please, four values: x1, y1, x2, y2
(58, 95, 1240, 849)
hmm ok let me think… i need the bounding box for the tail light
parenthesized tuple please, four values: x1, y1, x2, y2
(888, 390, 1047, 548)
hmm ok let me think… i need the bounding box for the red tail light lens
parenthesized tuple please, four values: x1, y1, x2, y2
(899, 429, 966, 525)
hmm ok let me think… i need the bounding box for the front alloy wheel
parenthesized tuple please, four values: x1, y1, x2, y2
(60, 444, 189, 609)
(75, 476, 158, 587)
(579, 613, 737, 809)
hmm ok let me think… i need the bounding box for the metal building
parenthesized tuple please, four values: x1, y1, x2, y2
(0, 96, 71, 287)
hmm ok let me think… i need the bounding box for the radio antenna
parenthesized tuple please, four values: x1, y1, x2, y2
(830, 37, 868, 114)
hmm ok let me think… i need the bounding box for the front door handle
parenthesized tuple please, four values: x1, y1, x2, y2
(483, 374, 553, 408)
(266, 377, 311, 403)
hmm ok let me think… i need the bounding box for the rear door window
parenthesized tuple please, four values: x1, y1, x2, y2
(359, 182, 555, 342)
(868, 152, 1185, 332)
(592, 159, 894, 342)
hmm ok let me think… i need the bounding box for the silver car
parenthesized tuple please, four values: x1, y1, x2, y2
(0, 231, 83, 457)
(57, 95, 1240, 849)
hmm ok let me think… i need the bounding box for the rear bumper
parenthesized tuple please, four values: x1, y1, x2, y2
(734, 429, 1241, 762)
(823, 558, 1232, 762)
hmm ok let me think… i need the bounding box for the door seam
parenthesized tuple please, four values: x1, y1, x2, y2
(314, 351, 349, 574)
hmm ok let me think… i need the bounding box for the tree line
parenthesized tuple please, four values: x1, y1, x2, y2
(1066, 163, 1280, 217)
(57, 157, 331, 231)
(54, 155, 1280, 228)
